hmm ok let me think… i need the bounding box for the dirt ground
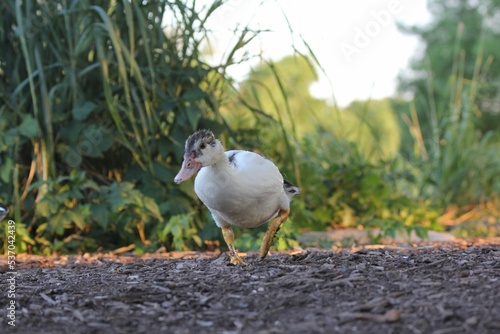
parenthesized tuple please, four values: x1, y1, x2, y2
(1, 240, 499, 334)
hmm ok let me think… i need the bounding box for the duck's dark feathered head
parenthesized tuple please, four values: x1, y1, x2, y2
(174, 129, 221, 184)
(184, 129, 216, 155)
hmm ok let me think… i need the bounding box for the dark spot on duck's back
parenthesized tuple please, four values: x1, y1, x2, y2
(228, 151, 239, 167)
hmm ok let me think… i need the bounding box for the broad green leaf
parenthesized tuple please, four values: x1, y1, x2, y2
(143, 196, 162, 221)
(182, 87, 204, 102)
(186, 106, 201, 129)
(49, 211, 67, 235)
(157, 137, 171, 158)
(81, 179, 100, 191)
(36, 198, 60, 217)
(153, 161, 173, 183)
(0, 157, 13, 182)
(63, 188, 84, 200)
(67, 210, 86, 229)
(108, 191, 126, 208)
(65, 148, 82, 168)
(72, 101, 97, 121)
(78, 124, 113, 157)
(117, 182, 136, 192)
(18, 115, 38, 138)
(91, 203, 109, 228)
(415, 226, 428, 239)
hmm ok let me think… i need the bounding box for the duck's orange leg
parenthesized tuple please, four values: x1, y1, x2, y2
(221, 226, 246, 265)
(259, 209, 289, 259)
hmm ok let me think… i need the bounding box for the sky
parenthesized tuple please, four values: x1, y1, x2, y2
(205, 0, 431, 107)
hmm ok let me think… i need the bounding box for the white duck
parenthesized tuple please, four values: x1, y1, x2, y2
(174, 129, 300, 264)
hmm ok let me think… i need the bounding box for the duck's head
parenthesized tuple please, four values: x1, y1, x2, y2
(174, 129, 223, 184)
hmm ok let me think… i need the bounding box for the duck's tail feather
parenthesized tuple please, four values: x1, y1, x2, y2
(283, 179, 300, 200)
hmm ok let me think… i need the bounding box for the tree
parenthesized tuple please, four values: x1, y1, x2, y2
(224, 55, 325, 140)
(396, 0, 500, 207)
(397, 0, 500, 143)
(338, 99, 401, 162)
(225, 55, 401, 163)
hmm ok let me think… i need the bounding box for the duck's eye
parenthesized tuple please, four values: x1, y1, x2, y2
(200, 143, 206, 150)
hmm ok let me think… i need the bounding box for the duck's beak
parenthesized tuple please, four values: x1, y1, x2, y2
(174, 154, 202, 184)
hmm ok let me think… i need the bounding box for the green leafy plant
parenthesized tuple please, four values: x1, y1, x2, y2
(160, 213, 202, 251)
(402, 18, 500, 218)
(18, 170, 161, 253)
(293, 133, 440, 238)
(0, 0, 257, 253)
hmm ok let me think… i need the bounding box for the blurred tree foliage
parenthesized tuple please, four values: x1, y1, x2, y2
(337, 99, 401, 162)
(224, 56, 401, 163)
(398, 0, 500, 142)
(396, 0, 500, 208)
(235, 56, 324, 139)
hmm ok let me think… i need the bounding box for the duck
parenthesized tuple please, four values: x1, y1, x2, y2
(174, 129, 300, 265)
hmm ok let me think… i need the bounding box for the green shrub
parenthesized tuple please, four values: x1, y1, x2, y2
(0, 0, 250, 253)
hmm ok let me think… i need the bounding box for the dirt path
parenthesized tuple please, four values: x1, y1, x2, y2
(1, 242, 499, 333)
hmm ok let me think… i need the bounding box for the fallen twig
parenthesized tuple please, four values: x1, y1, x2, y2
(402, 258, 448, 272)
(40, 292, 56, 305)
(339, 309, 401, 324)
(112, 244, 135, 254)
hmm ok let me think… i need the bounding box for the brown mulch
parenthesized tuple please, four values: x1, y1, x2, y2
(1, 241, 499, 334)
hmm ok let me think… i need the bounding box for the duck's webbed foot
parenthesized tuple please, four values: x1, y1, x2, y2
(259, 209, 290, 259)
(221, 226, 246, 265)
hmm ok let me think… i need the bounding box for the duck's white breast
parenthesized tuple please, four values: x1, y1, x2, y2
(194, 150, 289, 228)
